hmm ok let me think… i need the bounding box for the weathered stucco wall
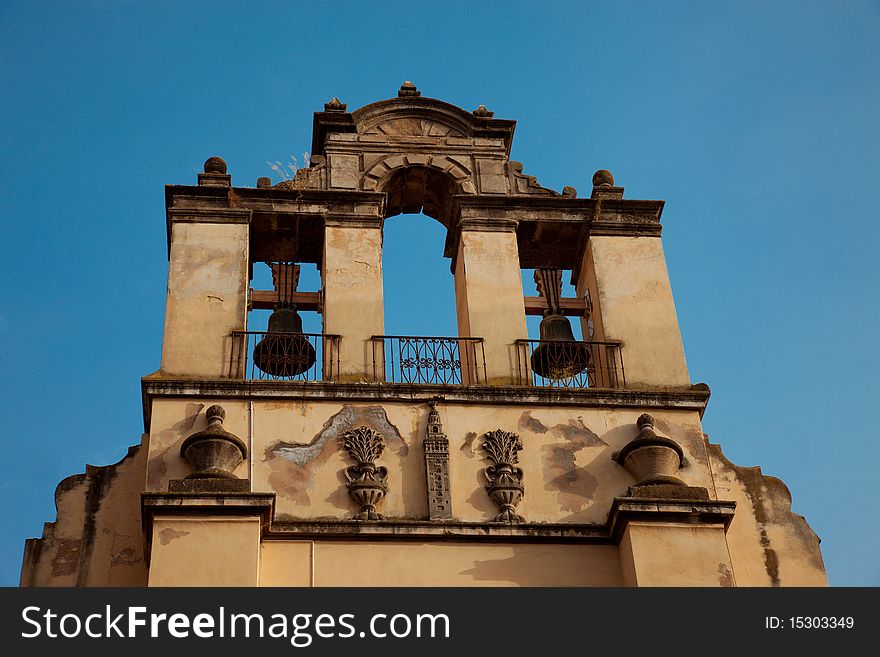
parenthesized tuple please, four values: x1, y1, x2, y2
(148, 516, 261, 587)
(322, 224, 385, 381)
(21, 440, 148, 587)
(260, 540, 622, 586)
(620, 522, 734, 587)
(146, 399, 714, 523)
(587, 236, 690, 387)
(160, 220, 249, 377)
(707, 443, 827, 586)
(453, 229, 528, 384)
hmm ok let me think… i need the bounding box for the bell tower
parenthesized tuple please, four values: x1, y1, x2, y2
(22, 83, 826, 588)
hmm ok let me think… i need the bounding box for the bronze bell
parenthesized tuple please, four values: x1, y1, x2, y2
(530, 312, 591, 380)
(529, 269, 591, 380)
(253, 302, 317, 377)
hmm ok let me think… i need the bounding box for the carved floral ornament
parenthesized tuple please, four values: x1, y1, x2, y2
(341, 426, 388, 521)
(481, 429, 526, 524)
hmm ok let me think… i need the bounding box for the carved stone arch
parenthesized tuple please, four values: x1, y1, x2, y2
(363, 154, 477, 215)
(362, 154, 472, 192)
(377, 164, 472, 228)
(352, 97, 494, 143)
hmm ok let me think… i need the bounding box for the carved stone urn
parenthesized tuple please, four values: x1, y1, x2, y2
(615, 414, 685, 487)
(342, 427, 388, 520)
(179, 405, 248, 480)
(482, 429, 525, 524)
(170, 405, 249, 492)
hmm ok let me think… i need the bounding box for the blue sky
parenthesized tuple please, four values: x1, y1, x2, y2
(1, 1, 877, 586)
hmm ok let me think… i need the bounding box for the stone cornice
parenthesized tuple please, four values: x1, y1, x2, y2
(140, 492, 735, 547)
(141, 492, 276, 564)
(607, 497, 737, 543)
(166, 207, 253, 224)
(140, 376, 711, 432)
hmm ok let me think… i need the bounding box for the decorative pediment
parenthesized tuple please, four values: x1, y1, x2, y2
(363, 116, 466, 138)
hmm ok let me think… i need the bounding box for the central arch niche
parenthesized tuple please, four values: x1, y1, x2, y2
(381, 165, 461, 228)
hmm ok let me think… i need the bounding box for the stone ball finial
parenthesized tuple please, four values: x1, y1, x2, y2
(473, 104, 494, 118)
(204, 156, 227, 174)
(257, 176, 272, 188)
(398, 80, 421, 97)
(324, 97, 347, 112)
(205, 404, 226, 424)
(592, 169, 614, 188)
(636, 413, 654, 430)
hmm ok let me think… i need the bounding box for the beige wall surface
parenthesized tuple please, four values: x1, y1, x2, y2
(161, 221, 249, 376)
(620, 522, 734, 587)
(261, 540, 622, 586)
(587, 236, 690, 387)
(148, 516, 261, 587)
(21, 441, 149, 587)
(707, 444, 827, 587)
(453, 230, 528, 384)
(146, 399, 713, 524)
(322, 224, 384, 381)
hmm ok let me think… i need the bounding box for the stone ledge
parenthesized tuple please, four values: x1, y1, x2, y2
(140, 493, 736, 548)
(141, 378, 710, 431)
(607, 497, 737, 544)
(265, 518, 609, 543)
(168, 478, 250, 493)
(141, 492, 276, 565)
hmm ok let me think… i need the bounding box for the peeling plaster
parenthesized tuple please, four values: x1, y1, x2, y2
(460, 431, 478, 458)
(266, 405, 407, 509)
(158, 528, 190, 546)
(530, 414, 608, 514)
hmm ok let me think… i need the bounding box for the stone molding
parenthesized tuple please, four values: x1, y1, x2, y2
(140, 492, 275, 564)
(166, 207, 252, 224)
(607, 497, 737, 544)
(139, 493, 736, 548)
(140, 377, 712, 433)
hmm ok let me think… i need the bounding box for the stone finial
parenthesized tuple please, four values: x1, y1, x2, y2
(636, 413, 654, 431)
(562, 185, 577, 198)
(592, 169, 614, 188)
(199, 156, 231, 187)
(205, 404, 226, 424)
(172, 404, 248, 492)
(204, 156, 227, 174)
(398, 80, 421, 97)
(473, 104, 494, 118)
(324, 97, 347, 112)
(615, 414, 685, 488)
(256, 176, 272, 188)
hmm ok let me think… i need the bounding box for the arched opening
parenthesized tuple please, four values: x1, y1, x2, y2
(377, 166, 477, 384)
(382, 165, 459, 227)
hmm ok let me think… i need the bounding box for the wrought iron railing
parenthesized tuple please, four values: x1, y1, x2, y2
(514, 339, 625, 389)
(371, 336, 487, 385)
(230, 331, 340, 381)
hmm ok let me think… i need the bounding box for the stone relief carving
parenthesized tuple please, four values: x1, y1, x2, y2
(481, 429, 526, 523)
(424, 402, 452, 520)
(341, 426, 388, 520)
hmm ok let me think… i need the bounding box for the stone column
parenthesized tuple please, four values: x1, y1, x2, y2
(143, 493, 273, 587)
(610, 497, 737, 587)
(575, 235, 690, 387)
(619, 522, 735, 587)
(322, 216, 385, 381)
(453, 219, 528, 385)
(161, 159, 250, 378)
